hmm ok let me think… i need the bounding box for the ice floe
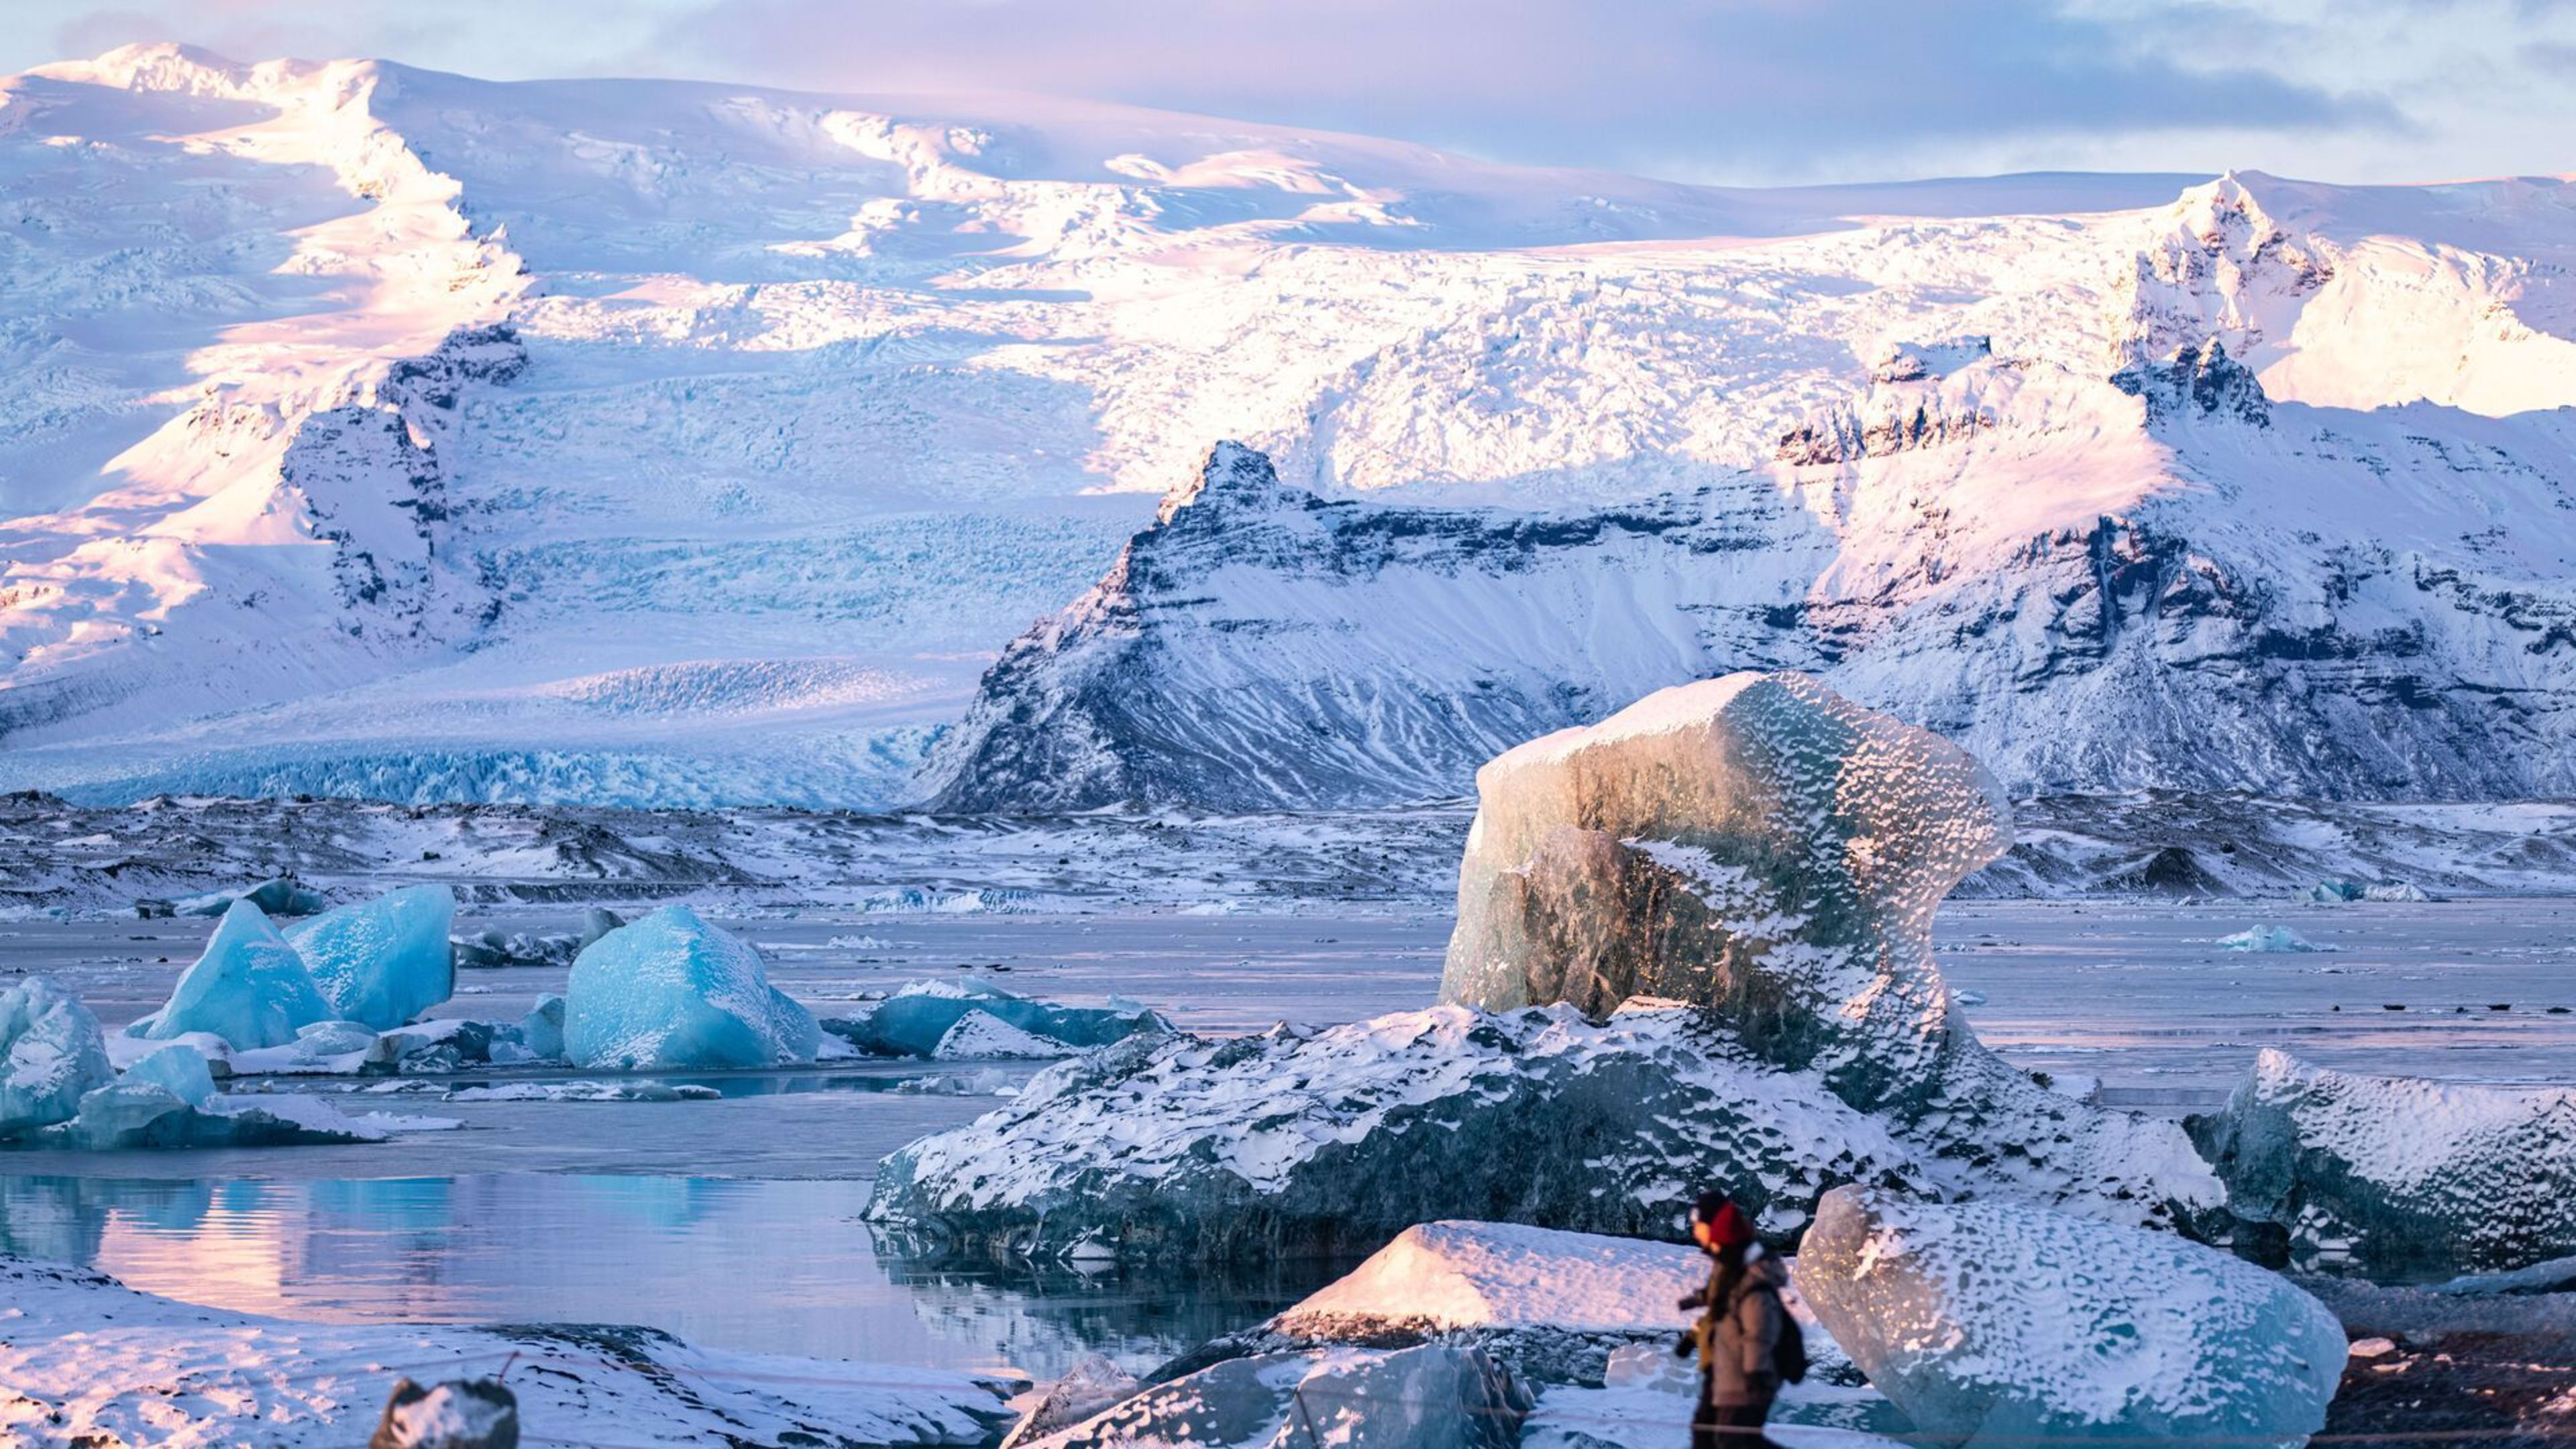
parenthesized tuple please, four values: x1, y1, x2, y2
(562, 906, 821, 1070)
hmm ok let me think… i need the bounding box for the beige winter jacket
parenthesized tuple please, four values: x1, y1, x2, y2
(1686, 1248, 1787, 1407)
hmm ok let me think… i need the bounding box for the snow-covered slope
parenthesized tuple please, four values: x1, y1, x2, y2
(6, 44, 2575, 807)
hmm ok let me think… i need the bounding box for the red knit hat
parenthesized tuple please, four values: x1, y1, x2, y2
(1697, 1198, 1756, 1248)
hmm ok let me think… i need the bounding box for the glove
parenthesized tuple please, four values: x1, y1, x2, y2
(1674, 1330, 1697, 1359)
(1677, 1293, 1703, 1312)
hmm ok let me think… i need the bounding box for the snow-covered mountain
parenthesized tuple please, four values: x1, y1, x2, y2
(6, 44, 2575, 808)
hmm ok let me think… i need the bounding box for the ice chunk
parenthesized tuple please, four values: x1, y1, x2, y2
(286, 885, 456, 1028)
(519, 994, 567, 1061)
(1004, 1356, 1140, 1448)
(123, 1044, 215, 1106)
(1, 977, 115, 1138)
(1795, 1185, 2343, 1448)
(1025, 1345, 1529, 1449)
(173, 877, 327, 918)
(133, 900, 332, 1049)
(830, 978, 1169, 1059)
(935, 1009, 1071, 1060)
(2190, 1047, 2576, 1273)
(48, 1081, 391, 1149)
(563, 906, 820, 1070)
(2217, 925, 2333, 953)
(1444, 671, 2008, 1113)
(371, 1377, 519, 1449)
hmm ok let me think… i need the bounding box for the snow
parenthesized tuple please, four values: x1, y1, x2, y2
(1795, 1185, 2345, 1448)
(0, 1252, 1018, 1448)
(933, 1009, 1071, 1060)
(285, 882, 456, 1028)
(8, 48, 2576, 812)
(2191, 1046, 2576, 1273)
(0, 975, 113, 1137)
(562, 905, 821, 1070)
(1281, 1220, 1707, 1338)
(130, 899, 332, 1049)
(2218, 925, 2334, 953)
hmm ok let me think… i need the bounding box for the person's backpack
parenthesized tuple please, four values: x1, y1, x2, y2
(1770, 1293, 1809, 1384)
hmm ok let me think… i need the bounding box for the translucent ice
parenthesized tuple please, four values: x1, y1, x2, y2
(563, 906, 821, 1070)
(1795, 1185, 2343, 1448)
(133, 900, 332, 1049)
(2191, 1047, 2576, 1273)
(518, 994, 567, 1062)
(286, 884, 456, 1028)
(1025, 1345, 1529, 1449)
(1, 977, 115, 1138)
(1443, 671, 2009, 1112)
(173, 877, 327, 918)
(49, 1083, 388, 1150)
(123, 1044, 215, 1106)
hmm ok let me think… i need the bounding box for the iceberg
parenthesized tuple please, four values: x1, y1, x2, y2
(870, 674, 2220, 1260)
(123, 1044, 216, 1106)
(563, 906, 821, 1070)
(1003, 1356, 1140, 1448)
(1022, 1345, 1530, 1449)
(132, 900, 333, 1049)
(517, 994, 567, 1061)
(287, 884, 456, 1028)
(2217, 925, 2333, 953)
(48, 1079, 394, 1149)
(2190, 1047, 2576, 1273)
(172, 877, 327, 918)
(1, 977, 115, 1138)
(826, 979, 1170, 1059)
(934, 1009, 1069, 1060)
(1795, 1185, 2343, 1448)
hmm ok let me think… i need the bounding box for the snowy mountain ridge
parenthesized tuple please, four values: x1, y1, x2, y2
(6, 44, 2576, 808)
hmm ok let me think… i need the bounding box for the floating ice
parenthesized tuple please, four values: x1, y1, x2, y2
(563, 906, 820, 1070)
(132, 900, 332, 1049)
(2217, 925, 2333, 953)
(122, 1044, 215, 1106)
(871, 674, 2219, 1260)
(172, 877, 327, 918)
(1023, 1345, 1529, 1449)
(2191, 1047, 2576, 1273)
(285, 884, 457, 1028)
(0, 977, 115, 1138)
(935, 1009, 1067, 1059)
(1795, 1186, 2343, 1448)
(48, 1080, 394, 1149)
(829, 979, 1169, 1060)
(518, 994, 566, 1061)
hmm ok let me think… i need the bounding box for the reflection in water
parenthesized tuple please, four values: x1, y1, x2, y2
(0, 1173, 1327, 1378)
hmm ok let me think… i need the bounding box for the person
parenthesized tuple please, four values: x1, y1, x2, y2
(1676, 1191, 1784, 1447)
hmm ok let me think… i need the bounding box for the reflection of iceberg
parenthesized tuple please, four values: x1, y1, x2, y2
(2191, 1048, 2576, 1273)
(1796, 1186, 2343, 1448)
(871, 674, 2220, 1259)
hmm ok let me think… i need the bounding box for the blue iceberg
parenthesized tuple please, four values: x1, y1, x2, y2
(133, 900, 332, 1049)
(286, 884, 456, 1029)
(563, 906, 820, 1070)
(831, 979, 1170, 1059)
(1, 977, 115, 1139)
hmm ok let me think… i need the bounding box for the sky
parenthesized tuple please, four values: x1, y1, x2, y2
(5, 0, 2569, 187)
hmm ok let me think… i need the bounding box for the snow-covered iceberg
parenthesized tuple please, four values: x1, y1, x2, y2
(2217, 925, 2332, 953)
(2191, 1047, 2576, 1273)
(131, 900, 332, 1049)
(870, 674, 2220, 1260)
(0, 976, 115, 1138)
(286, 883, 455, 1029)
(1796, 1186, 2343, 1447)
(562, 906, 820, 1070)
(826, 979, 1170, 1060)
(1021, 1344, 1530, 1449)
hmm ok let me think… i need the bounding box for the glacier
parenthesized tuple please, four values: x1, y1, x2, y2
(130, 900, 333, 1049)
(285, 883, 457, 1029)
(0, 976, 115, 1138)
(1795, 1186, 2344, 1448)
(2190, 1047, 2576, 1274)
(561, 906, 822, 1070)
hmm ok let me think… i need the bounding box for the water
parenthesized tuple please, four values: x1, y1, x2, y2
(0, 1172, 1334, 1377)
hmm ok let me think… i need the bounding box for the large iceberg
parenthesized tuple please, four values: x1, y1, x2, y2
(1795, 1186, 2343, 1448)
(1021, 1345, 1530, 1449)
(131, 900, 332, 1049)
(286, 884, 456, 1029)
(870, 674, 2220, 1260)
(2191, 1047, 2576, 1273)
(563, 906, 821, 1070)
(1, 977, 115, 1138)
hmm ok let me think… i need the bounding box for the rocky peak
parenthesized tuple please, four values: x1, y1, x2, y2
(2111, 337, 2271, 427)
(2114, 172, 2331, 370)
(1156, 439, 1289, 524)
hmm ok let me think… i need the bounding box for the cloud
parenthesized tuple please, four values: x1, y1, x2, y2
(642, 0, 2404, 180)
